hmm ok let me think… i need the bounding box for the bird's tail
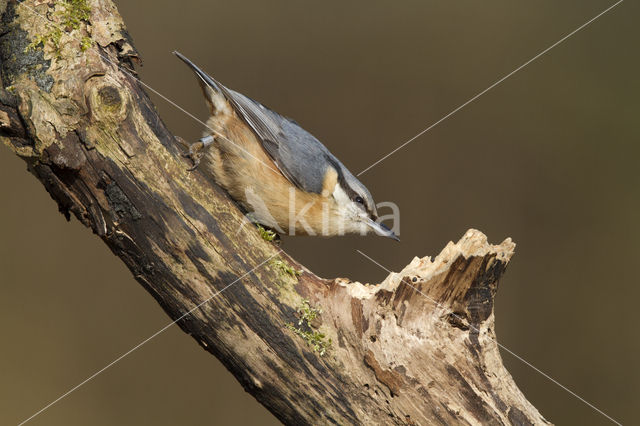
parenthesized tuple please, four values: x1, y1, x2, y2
(174, 51, 236, 117)
(173, 51, 227, 94)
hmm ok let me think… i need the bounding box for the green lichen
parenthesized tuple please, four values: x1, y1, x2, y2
(25, 0, 93, 57)
(80, 36, 93, 51)
(271, 259, 302, 279)
(257, 224, 277, 242)
(269, 258, 301, 306)
(63, 0, 92, 28)
(296, 299, 321, 323)
(286, 299, 331, 356)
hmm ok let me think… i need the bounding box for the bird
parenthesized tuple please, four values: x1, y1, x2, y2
(174, 51, 398, 241)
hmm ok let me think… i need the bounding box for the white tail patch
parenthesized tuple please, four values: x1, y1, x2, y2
(204, 86, 232, 117)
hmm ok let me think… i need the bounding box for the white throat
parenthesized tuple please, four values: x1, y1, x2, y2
(332, 185, 369, 235)
(332, 184, 351, 207)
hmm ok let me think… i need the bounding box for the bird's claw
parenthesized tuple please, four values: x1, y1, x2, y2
(183, 141, 205, 171)
(183, 134, 215, 171)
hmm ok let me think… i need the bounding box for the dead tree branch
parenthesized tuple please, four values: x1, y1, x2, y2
(0, 1, 548, 424)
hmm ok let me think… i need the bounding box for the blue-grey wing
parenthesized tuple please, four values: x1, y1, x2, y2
(174, 52, 331, 193)
(225, 88, 332, 194)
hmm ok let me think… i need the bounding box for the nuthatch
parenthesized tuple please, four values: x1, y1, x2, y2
(175, 52, 398, 240)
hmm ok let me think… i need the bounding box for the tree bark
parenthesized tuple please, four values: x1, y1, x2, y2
(0, 1, 549, 424)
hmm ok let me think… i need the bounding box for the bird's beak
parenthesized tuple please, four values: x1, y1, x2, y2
(366, 219, 400, 241)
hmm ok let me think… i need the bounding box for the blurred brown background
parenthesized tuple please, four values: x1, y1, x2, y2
(1, 0, 637, 424)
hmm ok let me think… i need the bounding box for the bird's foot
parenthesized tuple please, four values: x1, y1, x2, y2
(182, 135, 215, 171)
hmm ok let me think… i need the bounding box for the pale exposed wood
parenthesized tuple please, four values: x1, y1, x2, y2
(0, 1, 549, 424)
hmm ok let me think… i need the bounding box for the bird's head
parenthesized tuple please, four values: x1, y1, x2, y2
(330, 167, 399, 241)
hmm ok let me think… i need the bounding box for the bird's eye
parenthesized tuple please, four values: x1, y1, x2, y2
(354, 196, 365, 205)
